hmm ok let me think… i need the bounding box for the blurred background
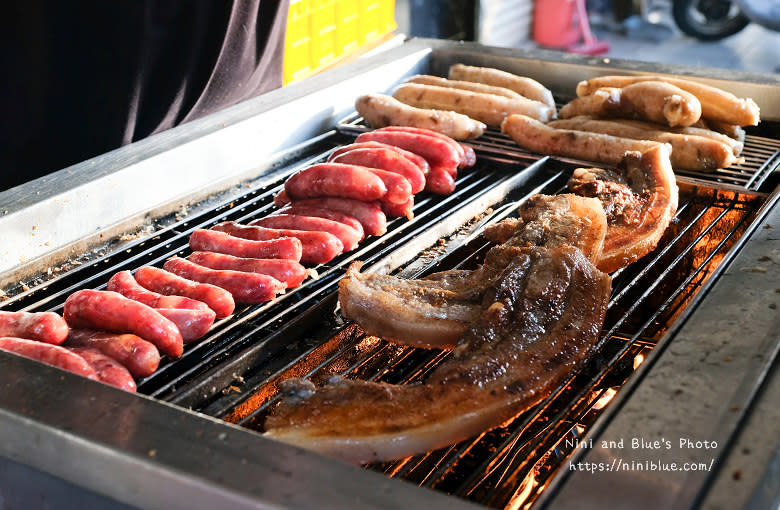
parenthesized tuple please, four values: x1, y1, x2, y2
(389, 0, 780, 74)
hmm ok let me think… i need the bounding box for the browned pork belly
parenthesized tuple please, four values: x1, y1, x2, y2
(265, 245, 611, 464)
(568, 144, 678, 273)
(483, 193, 606, 262)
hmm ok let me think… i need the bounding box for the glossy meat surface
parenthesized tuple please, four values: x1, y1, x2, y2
(483, 194, 606, 262)
(265, 245, 611, 463)
(568, 144, 678, 272)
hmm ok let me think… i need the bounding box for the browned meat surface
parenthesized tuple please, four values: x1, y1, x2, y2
(483, 194, 606, 262)
(338, 193, 606, 349)
(568, 144, 678, 273)
(265, 245, 611, 463)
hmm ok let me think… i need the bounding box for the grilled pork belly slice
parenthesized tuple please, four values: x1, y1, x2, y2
(337, 246, 519, 349)
(338, 193, 607, 349)
(568, 144, 678, 273)
(265, 245, 611, 464)
(483, 193, 606, 262)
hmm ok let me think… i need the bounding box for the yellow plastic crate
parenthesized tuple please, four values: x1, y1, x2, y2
(283, 0, 397, 85)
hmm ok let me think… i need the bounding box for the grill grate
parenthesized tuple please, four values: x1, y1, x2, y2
(0, 114, 775, 509)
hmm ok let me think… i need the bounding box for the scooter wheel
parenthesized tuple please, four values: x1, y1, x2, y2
(672, 0, 750, 40)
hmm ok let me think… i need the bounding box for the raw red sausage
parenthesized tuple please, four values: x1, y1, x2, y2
(251, 214, 362, 252)
(189, 229, 302, 261)
(425, 169, 457, 195)
(382, 197, 415, 219)
(356, 130, 460, 178)
(0, 337, 98, 380)
(189, 251, 308, 288)
(328, 142, 431, 176)
(107, 271, 212, 311)
(374, 126, 473, 168)
(155, 307, 215, 343)
(64, 290, 184, 358)
(271, 195, 387, 237)
(163, 257, 286, 305)
(134, 266, 235, 319)
(68, 347, 137, 392)
(0, 311, 69, 345)
(66, 329, 160, 378)
(275, 205, 365, 238)
(331, 148, 426, 194)
(284, 163, 387, 202)
(211, 222, 343, 265)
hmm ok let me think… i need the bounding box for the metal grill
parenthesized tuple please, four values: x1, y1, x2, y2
(0, 116, 775, 508)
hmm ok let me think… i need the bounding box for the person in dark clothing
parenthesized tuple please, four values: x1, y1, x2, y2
(0, 1, 289, 192)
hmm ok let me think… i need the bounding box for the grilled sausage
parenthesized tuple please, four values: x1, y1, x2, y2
(575, 75, 760, 126)
(0, 311, 69, 345)
(356, 130, 460, 179)
(330, 147, 426, 194)
(251, 214, 363, 252)
(548, 116, 738, 170)
(0, 337, 98, 380)
(448, 63, 556, 109)
(274, 206, 365, 238)
(269, 195, 387, 237)
(163, 257, 286, 305)
(64, 289, 184, 358)
(134, 266, 236, 319)
(406, 74, 524, 100)
(329, 142, 430, 176)
(67, 347, 137, 392)
(501, 114, 662, 166)
(560, 83, 702, 127)
(285, 163, 388, 202)
(107, 271, 212, 311)
(189, 229, 302, 262)
(211, 221, 344, 265)
(154, 307, 215, 343)
(354, 93, 485, 140)
(189, 251, 308, 288)
(66, 329, 160, 378)
(393, 83, 555, 126)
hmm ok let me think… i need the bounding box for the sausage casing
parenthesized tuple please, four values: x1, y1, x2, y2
(189, 229, 302, 261)
(355, 94, 485, 140)
(0, 311, 69, 345)
(211, 221, 344, 265)
(448, 63, 556, 108)
(64, 289, 184, 358)
(393, 83, 554, 126)
(330, 147, 426, 194)
(0, 337, 98, 380)
(274, 205, 365, 238)
(189, 251, 308, 288)
(251, 214, 362, 252)
(561, 82, 702, 127)
(285, 163, 388, 202)
(66, 329, 161, 378)
(68, 346, 137, 392)
(107, 271, 212, 311)
(575, 74, 760, 126)
(163, 257, 286, 305)
(268, 196, 387, 237)
(134, 266, 236, 319)
(356, 130, 460, 178)
(501, 114, 663, 166)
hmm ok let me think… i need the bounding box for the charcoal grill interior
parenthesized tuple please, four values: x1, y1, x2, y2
(1, 38, 780, 510)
